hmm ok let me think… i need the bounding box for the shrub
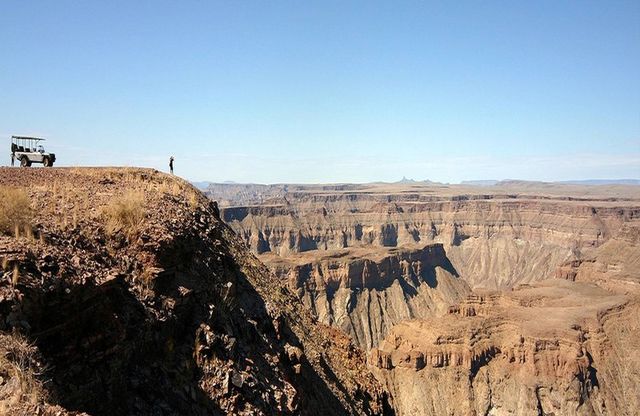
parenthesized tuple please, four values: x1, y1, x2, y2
(0, 334, 49, 413)
(0, 187, 31, 236)
(102, 191, 146, 240)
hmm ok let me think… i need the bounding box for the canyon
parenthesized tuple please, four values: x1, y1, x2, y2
(208, 180, 640, 415)
(0, 171, 637, 415)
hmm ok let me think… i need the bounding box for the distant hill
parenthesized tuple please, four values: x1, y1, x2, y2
(191, 181, 212, 190)
(461, 179, 640, 187)
(397, 176, 416, 184)
(460, 180, 499, 186)
(392, 177, 442, 185)
(557, 179, 640, 186)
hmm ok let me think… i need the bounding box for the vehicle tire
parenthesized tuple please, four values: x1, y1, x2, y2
(43, 157, 51, 167)
(20, 157, 29, 168)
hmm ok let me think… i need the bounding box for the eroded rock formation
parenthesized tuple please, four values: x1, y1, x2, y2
(213, 183, 640, 290)
(369, 227, 640, 416)
(207, 182, 640, 415)
(272, 244, 470, 349)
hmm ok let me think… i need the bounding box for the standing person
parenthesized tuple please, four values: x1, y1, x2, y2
(10, 152, 15, 167)
(169, 156, 174, 174)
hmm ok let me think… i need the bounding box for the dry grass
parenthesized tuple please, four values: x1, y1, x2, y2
(158, 179, 183, 197)
(188, 190, 199, 209)
(11, 265, 19, 286)
(0, 334, 49, 414)
(101, 191, 146, 240)
(0, 188, 32, 236)
(72, 167, 152, 185)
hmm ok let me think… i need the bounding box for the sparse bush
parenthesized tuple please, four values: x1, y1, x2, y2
(188, 190, 199, 209)
(102, 191, 146, 240)
(0, 187, 32, 236)
(0, 334, 49, 413)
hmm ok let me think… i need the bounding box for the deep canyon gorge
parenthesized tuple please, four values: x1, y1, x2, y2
(0, 171, 638, 415)
(209, 180, 640, 415)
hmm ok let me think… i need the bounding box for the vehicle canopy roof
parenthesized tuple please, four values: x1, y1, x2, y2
(12, 135, 45, 142)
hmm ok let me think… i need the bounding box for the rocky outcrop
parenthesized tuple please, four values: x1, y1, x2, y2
(273, 244, 470, 349)
(0, 168, 390, 416)
(555, 224, 640, 290)
(370, 280, 637, 416)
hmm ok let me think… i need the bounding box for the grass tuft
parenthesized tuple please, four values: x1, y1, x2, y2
(0, 187, 31, 236)
(11, 265, 19, 286)
(101, 191, 146, 240)
(0, 334, 49, 413)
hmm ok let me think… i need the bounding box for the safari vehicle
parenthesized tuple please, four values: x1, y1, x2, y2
(10, 136, 56, 167)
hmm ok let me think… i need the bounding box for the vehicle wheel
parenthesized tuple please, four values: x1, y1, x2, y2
(43, 157, 51, 167)
(20, 157, 29, 167)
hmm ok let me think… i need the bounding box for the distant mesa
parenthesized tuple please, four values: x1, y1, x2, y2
(462, 179, 640, 187)
(190, 181, 212, 190)
(191, 180, 239, 190)
(558, 179, 640, 185)
(460, 180, 499, 186)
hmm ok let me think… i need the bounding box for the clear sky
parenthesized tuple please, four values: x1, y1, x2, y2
(1, 1, 639, 183)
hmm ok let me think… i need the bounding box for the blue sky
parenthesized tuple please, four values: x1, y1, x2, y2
(1, 1, 638, 183)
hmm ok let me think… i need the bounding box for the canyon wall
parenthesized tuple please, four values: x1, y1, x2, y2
(207, 182, 640, 415)
(212, 183, 640, 350)
(369, 223, 640, 416)
(272, 244, 470, 349)
(216, 184, 640, 290)
(370, 284, 639, 416)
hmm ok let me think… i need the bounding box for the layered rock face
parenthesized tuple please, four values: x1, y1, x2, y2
(207, 182, 640, 415)
(271, 244, 470, 349)
(214, 183, 640, 290)
(0, 169, 390, 415)
(369, 226, 640, 416)
(211, 183, 640, 348)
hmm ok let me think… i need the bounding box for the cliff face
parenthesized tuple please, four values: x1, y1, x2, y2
(370, 280, 638, 416)
(0, 168, 389, 416)
(272, 244, 470, 350)
(214, 183, 640, 350)
(207, 182, 640, 416)
(217, 185, 639, 290)
(369, 226, 640, 416)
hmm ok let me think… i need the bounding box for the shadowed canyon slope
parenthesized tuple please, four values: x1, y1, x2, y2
(207, 181, 640, 415)
(265, 244, 470, 350)
(0, 168, 389, 415)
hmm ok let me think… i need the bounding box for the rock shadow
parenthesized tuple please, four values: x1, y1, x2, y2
(20, 275, 223, 415)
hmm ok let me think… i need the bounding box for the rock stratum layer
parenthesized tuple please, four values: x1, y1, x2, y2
(210, 183, 640, 348)
(212, 182, 640, 291)
(0, 168, 390, 416)
(269, 244, 470, 350)
(370, 276, 640, 415)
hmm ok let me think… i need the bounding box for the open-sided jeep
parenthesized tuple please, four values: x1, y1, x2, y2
(11, 136, 56, 167)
